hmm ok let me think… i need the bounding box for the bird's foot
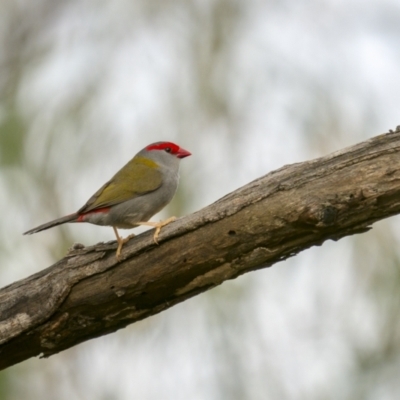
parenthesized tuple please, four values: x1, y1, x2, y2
(153, 216, 177, 244)
(136, 216, 177, 244)
(113, 227, 135, 260)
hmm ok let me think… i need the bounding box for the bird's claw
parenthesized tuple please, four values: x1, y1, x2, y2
(152, 216, 177, 244)
(115, 231, 136, 260)
(153, 227, 161, 245)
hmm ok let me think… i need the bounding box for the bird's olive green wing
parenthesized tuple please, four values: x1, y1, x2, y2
(79, 156, 162, 213)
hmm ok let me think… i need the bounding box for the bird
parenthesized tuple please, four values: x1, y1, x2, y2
(24, 141, 191, 259)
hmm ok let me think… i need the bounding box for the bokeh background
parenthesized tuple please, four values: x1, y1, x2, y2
(1, 0, 400, 399)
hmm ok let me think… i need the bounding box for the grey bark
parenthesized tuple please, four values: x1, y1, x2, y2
(1, 128, 400, 370)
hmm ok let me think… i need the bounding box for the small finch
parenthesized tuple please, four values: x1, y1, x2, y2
(24, 142, 191, 259)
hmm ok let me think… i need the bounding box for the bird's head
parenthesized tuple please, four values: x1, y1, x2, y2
(145, 142, 191, 159)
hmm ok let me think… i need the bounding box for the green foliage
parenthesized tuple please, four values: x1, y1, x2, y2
(0, 371, 10, 400)
(0, 110, 25, 167)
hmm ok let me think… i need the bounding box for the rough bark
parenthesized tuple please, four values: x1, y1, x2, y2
(1, 128, 400, 370)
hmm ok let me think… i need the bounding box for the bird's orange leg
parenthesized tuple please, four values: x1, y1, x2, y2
(136, 216, 177, 244)
(113, 226, 135, 260)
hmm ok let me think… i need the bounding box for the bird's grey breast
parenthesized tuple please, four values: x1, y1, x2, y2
(109, 162, 180, 227)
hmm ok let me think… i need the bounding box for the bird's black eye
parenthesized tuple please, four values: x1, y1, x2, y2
(165, 147, 172, 153)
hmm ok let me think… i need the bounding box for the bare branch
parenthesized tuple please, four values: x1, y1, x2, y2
(1, 128, 400, 370)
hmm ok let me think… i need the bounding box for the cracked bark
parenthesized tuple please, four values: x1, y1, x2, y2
(1, 128, 400, 370)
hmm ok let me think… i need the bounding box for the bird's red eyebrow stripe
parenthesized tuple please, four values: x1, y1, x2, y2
(77, 207, 111, 222)
(146, 142, 180, 152)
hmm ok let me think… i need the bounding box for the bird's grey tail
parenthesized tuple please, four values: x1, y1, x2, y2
(23, 213, 79, 235)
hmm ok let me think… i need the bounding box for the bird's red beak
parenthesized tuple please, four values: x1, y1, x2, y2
(177, 148, 191, 159)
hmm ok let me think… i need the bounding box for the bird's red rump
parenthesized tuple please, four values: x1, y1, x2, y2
(77, 207, 111, 222)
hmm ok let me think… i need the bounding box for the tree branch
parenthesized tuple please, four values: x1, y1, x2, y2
(2, 128, 400, 370)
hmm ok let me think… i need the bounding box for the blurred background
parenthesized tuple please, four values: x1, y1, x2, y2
(1, 0, 400, 399)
